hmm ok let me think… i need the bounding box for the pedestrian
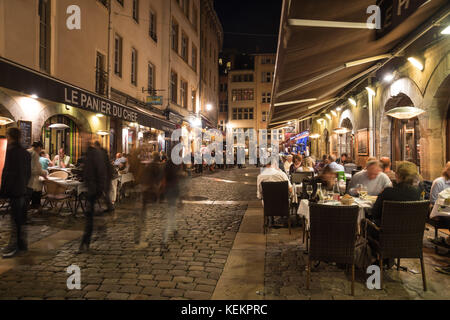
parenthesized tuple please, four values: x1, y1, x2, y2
(162, 158, 185, 251)
(79, 139, 107, 253)
(27, 141, 48, 213)
(1, 127, 31, 258)
(94, 141, 114, 212)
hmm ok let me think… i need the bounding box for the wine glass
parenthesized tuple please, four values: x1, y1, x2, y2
(359, 185, 368, 199)
(306, 185, 313, 200)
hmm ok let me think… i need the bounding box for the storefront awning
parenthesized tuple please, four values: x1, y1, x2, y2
(269, 0, 450, 126)
(0, 58, 176, 132)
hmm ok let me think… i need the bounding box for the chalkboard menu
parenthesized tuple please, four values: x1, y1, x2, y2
(18, 120, 32, 149)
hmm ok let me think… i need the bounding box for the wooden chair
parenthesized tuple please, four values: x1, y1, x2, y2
(48, 171, 69, 180)
(307, 203, 359, 296)
(42, 180, 75, 215)
(364, 200, 430, 291)
(344, 163, 357, 174)
(261, 181, 291, 234)
(291, 171, 314, 184)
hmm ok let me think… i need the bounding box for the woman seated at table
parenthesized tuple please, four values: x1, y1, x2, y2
(298, 157, 315, 172)
(301, 165, 336, 200)
(370, 161, 422, 227)
(289, 155, 303, 174)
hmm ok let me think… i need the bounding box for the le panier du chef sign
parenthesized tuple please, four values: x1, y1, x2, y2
(64, 87, 138, 122)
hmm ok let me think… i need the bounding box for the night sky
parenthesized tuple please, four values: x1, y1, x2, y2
(214, 0, 282, 54)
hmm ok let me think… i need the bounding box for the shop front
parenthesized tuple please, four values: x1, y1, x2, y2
(0, 58, 176, 165)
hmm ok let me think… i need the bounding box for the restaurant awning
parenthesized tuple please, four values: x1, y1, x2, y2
(269, 0, 450, 127)
(0, 57, 176, 132)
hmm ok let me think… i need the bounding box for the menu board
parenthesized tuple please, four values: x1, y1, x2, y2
(18, 120, 32, 149)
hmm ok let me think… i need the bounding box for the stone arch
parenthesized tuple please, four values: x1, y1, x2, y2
(339, 109, 355, 134)
(421, 52, 450, 179)
(378, 77, 424, 160)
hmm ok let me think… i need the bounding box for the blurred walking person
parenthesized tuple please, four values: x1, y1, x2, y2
(134, 150, 165, 245)
(1, 128, 31, 258)
(79, 139, 107, 253)
(162, 158, 185, 250)
(27, 141, 48, 214)
(94, 141, 114, 212)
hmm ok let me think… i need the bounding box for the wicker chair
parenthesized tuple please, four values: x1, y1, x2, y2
(364, 200, 430, 291)
(42, 180, 75, 215)
(307, 203, 359, 296)
(261, 181, 291, 234)
(291, 172, 314, 184)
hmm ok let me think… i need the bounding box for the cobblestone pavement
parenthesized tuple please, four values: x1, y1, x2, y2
(264, 221, 450, 300)
(0, 167, 256, 300)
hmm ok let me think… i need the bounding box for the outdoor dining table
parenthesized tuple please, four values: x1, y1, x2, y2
(297, 196, 375, 231)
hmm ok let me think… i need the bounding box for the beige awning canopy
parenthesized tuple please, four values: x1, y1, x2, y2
(269, 0, 450, 127)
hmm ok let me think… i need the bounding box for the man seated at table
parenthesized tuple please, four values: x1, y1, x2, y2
(336, 153, 348, 165)
(301, 165, 337, 200)
(53, 148, 71, 168)
(39, 150, 53, 171)
(380, 157, 396, 183)
(326, 155, 344, 172)
(114, 153, 127, 170)
(429, 162, 450, 252)
(257, 162, 292, 200)
(349, 160, 392, 196)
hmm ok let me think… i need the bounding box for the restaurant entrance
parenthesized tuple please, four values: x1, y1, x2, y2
(391, 117, 421, 170)
(41, 115, 81, 164)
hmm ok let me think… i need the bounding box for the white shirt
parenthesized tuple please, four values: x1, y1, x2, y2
(257, 167, 292, 200)
(349, 170, 393, 196)
(283, 161, 292, 173)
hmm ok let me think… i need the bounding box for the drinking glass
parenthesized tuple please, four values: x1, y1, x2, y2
(359, 185, 368, 199)
(306, 185, 313, 200)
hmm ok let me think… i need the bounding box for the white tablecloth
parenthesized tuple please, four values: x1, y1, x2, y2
(297, 198, 373, 230)
(119, 173, 134, 185)
(430, 198, 450, 219)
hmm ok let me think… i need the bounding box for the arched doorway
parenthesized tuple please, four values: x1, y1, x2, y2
(41, 115, 82, 164)
(338, 118, 354, 160)
(385, 93, 421, 170)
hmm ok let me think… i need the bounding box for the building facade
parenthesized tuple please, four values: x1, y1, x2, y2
(0, 0, 222, 162)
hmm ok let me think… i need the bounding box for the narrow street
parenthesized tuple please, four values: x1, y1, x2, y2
(0, 167, 448, 300)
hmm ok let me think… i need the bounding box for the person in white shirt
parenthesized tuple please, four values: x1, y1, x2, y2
(283, 155, 293, 173)
(349, 160, 392, 196)
(257, 163, 292, 200)
(430, 161, 450, 205)
(326, 155, 345, 172)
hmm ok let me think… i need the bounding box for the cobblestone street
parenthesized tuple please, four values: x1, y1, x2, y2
(0, 167, 449, 300)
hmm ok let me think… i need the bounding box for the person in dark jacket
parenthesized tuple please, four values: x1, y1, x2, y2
(79, 139, 107, 252)
(366, 161, 422, 268)
(94, 141, 114, 212)
(1, 127, 31, 258)
(301, 165, 336, 201)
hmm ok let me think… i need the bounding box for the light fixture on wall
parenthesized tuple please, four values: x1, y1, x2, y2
(336, 106, 342, 112)
(383, 73, 395, 83)
(49, 123, 70, 130)
(334, 127, 351, 134)
(310, 133, 321, 139)
(331, 110, 337, 117)
(348, 98, 356, 107)
(441, 25, 450, 35)
(97, 130, 110, 136)
(96, 113, 104, 118)
(206, 104, 213, 111)
(366, 87, 376, 96)
(0, 117, 14, 126)
(325, 114, 332, 120)
(31, 94, 38, 99)
(407, 57, 424, 71)
(385, 106, 425, 120)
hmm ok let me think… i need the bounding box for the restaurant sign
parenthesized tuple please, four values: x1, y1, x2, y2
(146, 96, 163, 105)
(376, 0, 428, 39)
(0, 58, 176, 132)
(290, 131, 310, 141)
